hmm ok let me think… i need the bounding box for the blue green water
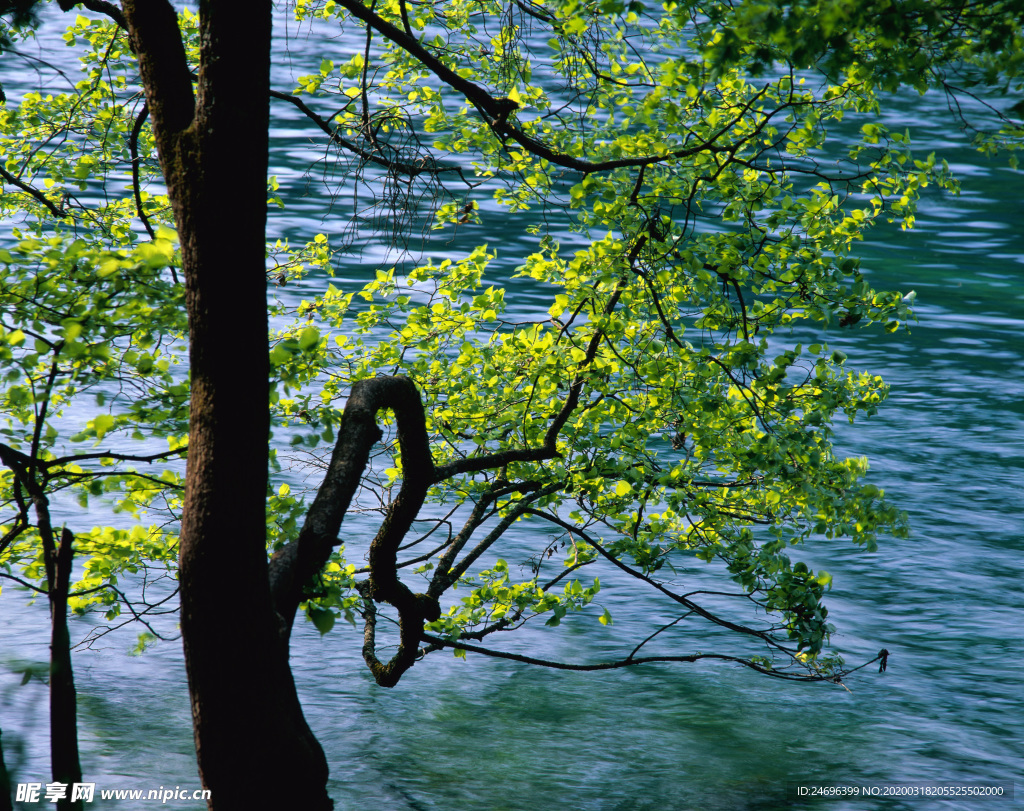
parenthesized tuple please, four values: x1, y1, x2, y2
(2, 10, 1022, 810)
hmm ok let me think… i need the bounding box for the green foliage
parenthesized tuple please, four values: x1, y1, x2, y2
(1, 0, 1019, 676)
(0, 231, 185, 629)
(1, 14, 160, 240)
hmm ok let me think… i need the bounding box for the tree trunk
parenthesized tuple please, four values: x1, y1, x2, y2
(121, 1, 330, 806)
(0, 728, 12, 811)
(31, 490, 83, 811)
(49, 528, 82, 811)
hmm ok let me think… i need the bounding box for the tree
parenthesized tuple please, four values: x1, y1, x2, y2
(1, 0, 1021, 807)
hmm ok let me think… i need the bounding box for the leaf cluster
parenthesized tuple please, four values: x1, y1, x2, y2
(4, 0, 1014, 680)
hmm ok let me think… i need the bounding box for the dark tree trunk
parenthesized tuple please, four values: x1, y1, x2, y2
(120, 1, 330, 806)
(32, 491, 83, 811)
(0, 728, 12, 811)
(49, 528, 82, 811)
(0, 450, 82, 809)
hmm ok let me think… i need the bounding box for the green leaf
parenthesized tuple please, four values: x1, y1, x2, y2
(298, 326, 321, 350)
(306, 604, 336, 635)
(92, 414, 115, 439)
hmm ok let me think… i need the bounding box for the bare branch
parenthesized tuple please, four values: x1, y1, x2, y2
(421, 634, 851, 682)
(128, 103, 158, 241)
(45, 447, 186, 468)
(0, 570, 47, 594)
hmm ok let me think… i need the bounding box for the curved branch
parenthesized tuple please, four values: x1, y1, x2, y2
(268, 377, 435, 644)
(128, 103, 157, 240)
(359, 387, 442, 686)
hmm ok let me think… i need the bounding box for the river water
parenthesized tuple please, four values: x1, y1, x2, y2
(1, 8, 1022, 810)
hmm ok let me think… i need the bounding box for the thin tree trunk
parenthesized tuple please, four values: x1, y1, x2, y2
(0, 448, 82, 809)
(33, 493, 82, 811)
(49, 528, 82, 811)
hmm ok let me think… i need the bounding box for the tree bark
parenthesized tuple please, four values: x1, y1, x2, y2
(120, 1, 330, 806)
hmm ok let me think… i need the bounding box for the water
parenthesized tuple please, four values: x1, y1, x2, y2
(2, 9, 1022, 810)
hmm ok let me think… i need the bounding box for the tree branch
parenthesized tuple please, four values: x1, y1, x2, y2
(330, 0, 741, 174)
(358, 385, 442, 686)
(420, 634, 842, 681)
(269, 89, 469, 182)
(121, 0, 195, 138)
(433, 282, 625, 482)
(431, 484, 561, 596)
(128, 103, 157, 240)
(57, 0, 127, 31)
(268, 376, 434, 644)
(0, 164, 66, 219)
(523, 508, 801, 657)
(45, 447, 186, 468)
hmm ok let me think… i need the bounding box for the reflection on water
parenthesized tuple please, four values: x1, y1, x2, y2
(2, 9, 1023, 811)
